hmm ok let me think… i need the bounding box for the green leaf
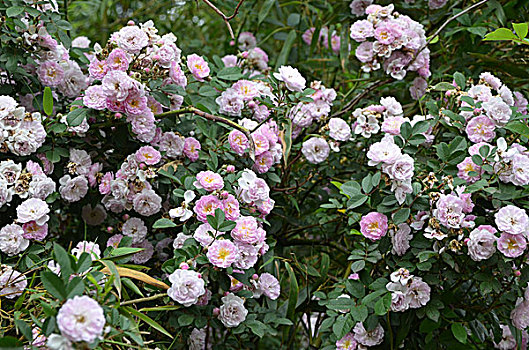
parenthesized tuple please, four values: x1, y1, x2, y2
(351, 260, 365, 273)
(40, 271, 66, 300)
(247, 320, 267, 337)
(433, 82, 455, 91)
(513, 23, 529, 39)
(347, 194, 368, 210)
(178, 314, 194, 326)
(122, 278, 144, 297)
(287, 13, 300, 27)
(361, 174, 373, 194)
(101, 260, 122, 299)
(345, 280, 365, 299)
(198, 85, 219, 97)
(451, 323, 467, 344)
(333, 314, 354, 339)
(152, 218, 176, 229)
(275, 30, 297, 69)
(484, 28, 518, 41)
(467, 27, 487, 38)
(218, 220, 236, 232)
(55, 19, 73, 31)
(374, 293, 391, 316)
(58, 30, 71, 49)
(217, 67, 243, 81)
(425, 305, 440, 322)
(371, 172, 381, 187)
(43, 87, 53, 116)
(393, 208, 410, 224)
(109, 247, 143, 258)
(350, 304, 368, 322)
(7, 6, 25, 17)
(400, 122, 412, 139)
(66, 108, 87, 127)
(66, 277, 85, 299)
(124, 306, 173, 339)
(53, 243, 73, 279)
(0, 336, 23, 348)
(285, 262, 298, 322)
(504, 120, 529, 138)
(453, 72, 465, 89)
(15, 319, 32, 342)
(258, 0, 275, 25)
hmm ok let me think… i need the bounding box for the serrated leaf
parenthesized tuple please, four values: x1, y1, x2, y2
(40, 271, 66, 300)
(453, 72, 465, 89)
(504, 120, 529, 137)
(433, 82, 456, 91)
(152, 218, 176, 229)
(393, 208, 410, 224)
(100, 260, 121, 299)
(217, 67, 243, 81)
(451, 323, 467, 344)
(247, 320, 266, 337)
(66, 108, 87, 127)
(513, 22, 528, 39)
(350, 304, 368, 322)
(333, 314, 354, 339)
(7, 6, 25, 17)
(43, 87, 53, 116)
(124, 306, 173, 339)
(484, 28, 518, 41)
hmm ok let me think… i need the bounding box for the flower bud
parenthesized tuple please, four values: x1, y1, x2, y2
(348, 273, 360, 280)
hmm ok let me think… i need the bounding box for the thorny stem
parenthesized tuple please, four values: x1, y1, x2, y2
(334, 1, 489, 119)
(120, 293, 167, 306)
(405, 0, 490, 70)
(331, 79, 392, 118)
(426, 0, 490, 48)
(201, 0, 246, 39)
(156, 106, 256, 160)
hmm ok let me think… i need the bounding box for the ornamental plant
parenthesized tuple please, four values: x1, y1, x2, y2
(0, 0, 529, 349)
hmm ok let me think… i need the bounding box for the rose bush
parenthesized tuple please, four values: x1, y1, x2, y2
(0, 0, 529, 349)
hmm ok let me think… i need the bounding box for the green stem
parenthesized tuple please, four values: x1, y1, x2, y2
(156, 107, 256, 160)
(120, 293, 167, 306)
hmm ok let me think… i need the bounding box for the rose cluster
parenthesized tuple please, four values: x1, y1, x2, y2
(385, 268, 431, 312)
(163, 167, 279, 328)
(289, 79, 337, 136)
(447, 73, 529, 186)
(83, 21, 186, 141)
(0, 96, 47, 156)
(350, 4, 430, 86)
(0, 160, 55, 256)
(99, 147, 162, 217)
(19, 18, 90, 103)
(222, 32, 270, 77)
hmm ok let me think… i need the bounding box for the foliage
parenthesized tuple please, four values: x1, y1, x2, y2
(0, 0, 529, 349)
